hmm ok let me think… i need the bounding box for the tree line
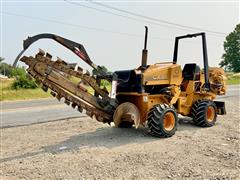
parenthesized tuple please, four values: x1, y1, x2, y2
(219, 24, 240, 73)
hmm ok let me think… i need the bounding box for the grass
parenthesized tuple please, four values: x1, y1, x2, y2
(0, 78, 111, 102)
(226, 72, 240, 85)
(0, 79, 51, 101)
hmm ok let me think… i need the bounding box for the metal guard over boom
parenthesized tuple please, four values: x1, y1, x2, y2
(14, 33, 111, 79)
(14, 34, 118, 123)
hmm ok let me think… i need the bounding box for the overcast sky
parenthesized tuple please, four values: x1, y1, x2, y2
(1, 0, 239, 71)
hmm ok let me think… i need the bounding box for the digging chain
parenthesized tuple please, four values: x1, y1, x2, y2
(20, 50, 113, 123)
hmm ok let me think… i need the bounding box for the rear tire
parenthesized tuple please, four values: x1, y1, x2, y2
(191, 100, 217, 127)
(147, 104, 178, 138)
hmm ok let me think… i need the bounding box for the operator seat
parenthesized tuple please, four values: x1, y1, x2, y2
(181, 63, 201, 91)
(182, 63, 200, 81)
(115, 70, 142, 93)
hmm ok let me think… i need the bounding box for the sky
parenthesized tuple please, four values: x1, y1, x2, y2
(0, 0, 239, 72)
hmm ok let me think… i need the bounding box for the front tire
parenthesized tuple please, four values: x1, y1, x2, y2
(191, 100, 217, 127)
(147, 104, 178, 138)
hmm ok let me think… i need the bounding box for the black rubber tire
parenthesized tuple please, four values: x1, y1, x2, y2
(191, 100, 217, 127)
(147, 104, 178, 138)
(118, 121, 133, 128)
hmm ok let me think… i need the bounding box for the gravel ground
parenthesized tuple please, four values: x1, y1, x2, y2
(1, 93, 240, 179)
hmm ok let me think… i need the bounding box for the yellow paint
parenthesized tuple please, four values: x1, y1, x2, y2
(116, 63, 226, 125)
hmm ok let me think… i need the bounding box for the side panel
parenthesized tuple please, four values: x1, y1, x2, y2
(143, 64, 182, 86)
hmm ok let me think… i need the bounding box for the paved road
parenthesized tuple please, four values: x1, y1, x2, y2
(1, 99, 85, 128)
(1, 85, 239, 128)
(217, 84, 240, 100)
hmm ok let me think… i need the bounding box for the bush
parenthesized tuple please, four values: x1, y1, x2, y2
(10, 67, 26, 77)
(11, 67, 38, 89)
(12, 75, 38, 89)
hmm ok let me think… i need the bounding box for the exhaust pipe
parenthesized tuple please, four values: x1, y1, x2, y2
(141, 26, 148, 68)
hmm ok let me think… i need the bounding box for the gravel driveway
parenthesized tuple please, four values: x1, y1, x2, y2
(1, 86, 239, 179)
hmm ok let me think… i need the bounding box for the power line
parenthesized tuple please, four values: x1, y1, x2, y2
(3, 11, 184, 43)
(1, 11, 222, 46)
(1, 11, 145, 38)
(65, 0, 226, 37)
(88, 0, 227, 36)
(64, 0, 195, 33)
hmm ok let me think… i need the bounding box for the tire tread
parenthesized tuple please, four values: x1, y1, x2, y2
(191, 100, 217, 127)
(147, 104, 177, 138)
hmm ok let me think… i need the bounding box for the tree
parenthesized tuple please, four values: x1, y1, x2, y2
(0, 57, 4, 63)
(219, 24, 240, 72)
(0, 57, 12, 76)
(91, 66, 111, 87)
(0, 62, 13, 77)
(92, 65, 108, 76)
